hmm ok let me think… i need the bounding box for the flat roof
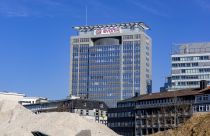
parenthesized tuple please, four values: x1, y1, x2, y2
(73, 22, 150, 32)
(24, 98, 108, 110)
(172, 42, 210, 55)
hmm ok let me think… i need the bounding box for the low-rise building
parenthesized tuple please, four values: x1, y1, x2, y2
(108, 80, 210, 136)
(24, 98, 108, 125)
(0, 91, 48, 106)
(19, 97, 48, 105)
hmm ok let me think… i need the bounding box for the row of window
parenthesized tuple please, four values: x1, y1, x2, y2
(123, 35, 141, 40)
(123, 41, 141, 46)
(195, 95, 209, 102)
(94, 59, 119, 63)
(72, 71, 140, 78)
(84, 45, 120, 52)
(89, 82, 121, 86)
(73, 52, 141, 59)
(108, 111, 134, 118)
(172, 75, 210, 80)
(72, 38, 89, 43)
(89, 67, 120, 71)
(180, 68, 210, 74)
(89, 53, 120, 57)
(172, 56, 209, 62)
(124, 65, 141, 69)
(88, 88, 121, 93)
(172, 63, 199, 68)
(193, 104, 210, 112)
(173, 81, 200, 86)
(108, 121, 134, 127)
(136, 98, 174, 106)
(88, 67, 121, 71)
(118, 98, 184, 108)
(123, 52, 140, 56)
(89, 95, 121, 100)
(123, 46, 141, 51)
(95, 47, 119, 52)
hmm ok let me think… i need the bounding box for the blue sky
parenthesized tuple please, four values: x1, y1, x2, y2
(0, 0, 210, 99)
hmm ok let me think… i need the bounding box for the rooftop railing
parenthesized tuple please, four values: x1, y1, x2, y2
(171, 43, 210, 55)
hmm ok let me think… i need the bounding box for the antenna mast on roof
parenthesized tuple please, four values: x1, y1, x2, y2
(85, 6, 88, 26)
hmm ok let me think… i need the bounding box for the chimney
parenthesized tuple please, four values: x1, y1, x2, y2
(200, 80, 207, 89)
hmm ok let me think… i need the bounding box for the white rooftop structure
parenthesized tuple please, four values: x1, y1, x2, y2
(0, 91, 25, 102)
(19, 97, 48, 105)
(0, 91, 48, 105)
(73, 22, 150, 32)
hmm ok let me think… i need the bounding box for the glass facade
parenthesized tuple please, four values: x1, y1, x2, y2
(89, 44, 121, 107)
(72, 44, 90, 98)
(122, 41, 141, 99)
(70, 22, 152, 107)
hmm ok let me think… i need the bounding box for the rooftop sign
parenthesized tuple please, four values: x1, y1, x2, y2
(73, 22, 150, 32)
(94, 27, 121, 35)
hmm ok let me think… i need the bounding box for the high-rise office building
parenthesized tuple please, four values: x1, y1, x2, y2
(70, 22, 152, 107)
(171, 42, 210, 90)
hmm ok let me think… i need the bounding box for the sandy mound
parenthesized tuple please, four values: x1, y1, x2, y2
(0, 100, 118, 136)
(151, 113, 210, 136)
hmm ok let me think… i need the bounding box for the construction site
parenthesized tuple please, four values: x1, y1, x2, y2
(0, 100, 118, 136)
(151, 112, 210, 136)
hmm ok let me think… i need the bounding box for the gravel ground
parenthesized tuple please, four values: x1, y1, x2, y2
(0, 100, 119, 136)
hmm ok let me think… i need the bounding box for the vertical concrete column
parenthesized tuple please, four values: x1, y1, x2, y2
(157, 112, 160, 131)
(146, 116, 148, 135)
(164, 113, 166, 130)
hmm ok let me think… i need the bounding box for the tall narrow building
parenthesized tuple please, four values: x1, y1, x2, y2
(70, 22, 152, 107)
(171, 42, 210, 90)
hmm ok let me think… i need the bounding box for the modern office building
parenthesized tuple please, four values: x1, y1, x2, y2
(171, 42, 210, 90)
(108, 80, 210, 136)
(70, 22, 152, 107)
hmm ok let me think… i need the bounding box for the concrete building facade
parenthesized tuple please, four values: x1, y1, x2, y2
(108, 81, 210, 136)
(171, 42, 210, 90)
(70, 22, 152, 107)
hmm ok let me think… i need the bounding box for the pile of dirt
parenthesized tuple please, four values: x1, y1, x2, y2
(151, 113, 210, 136)
(0, 100, 118, 136)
